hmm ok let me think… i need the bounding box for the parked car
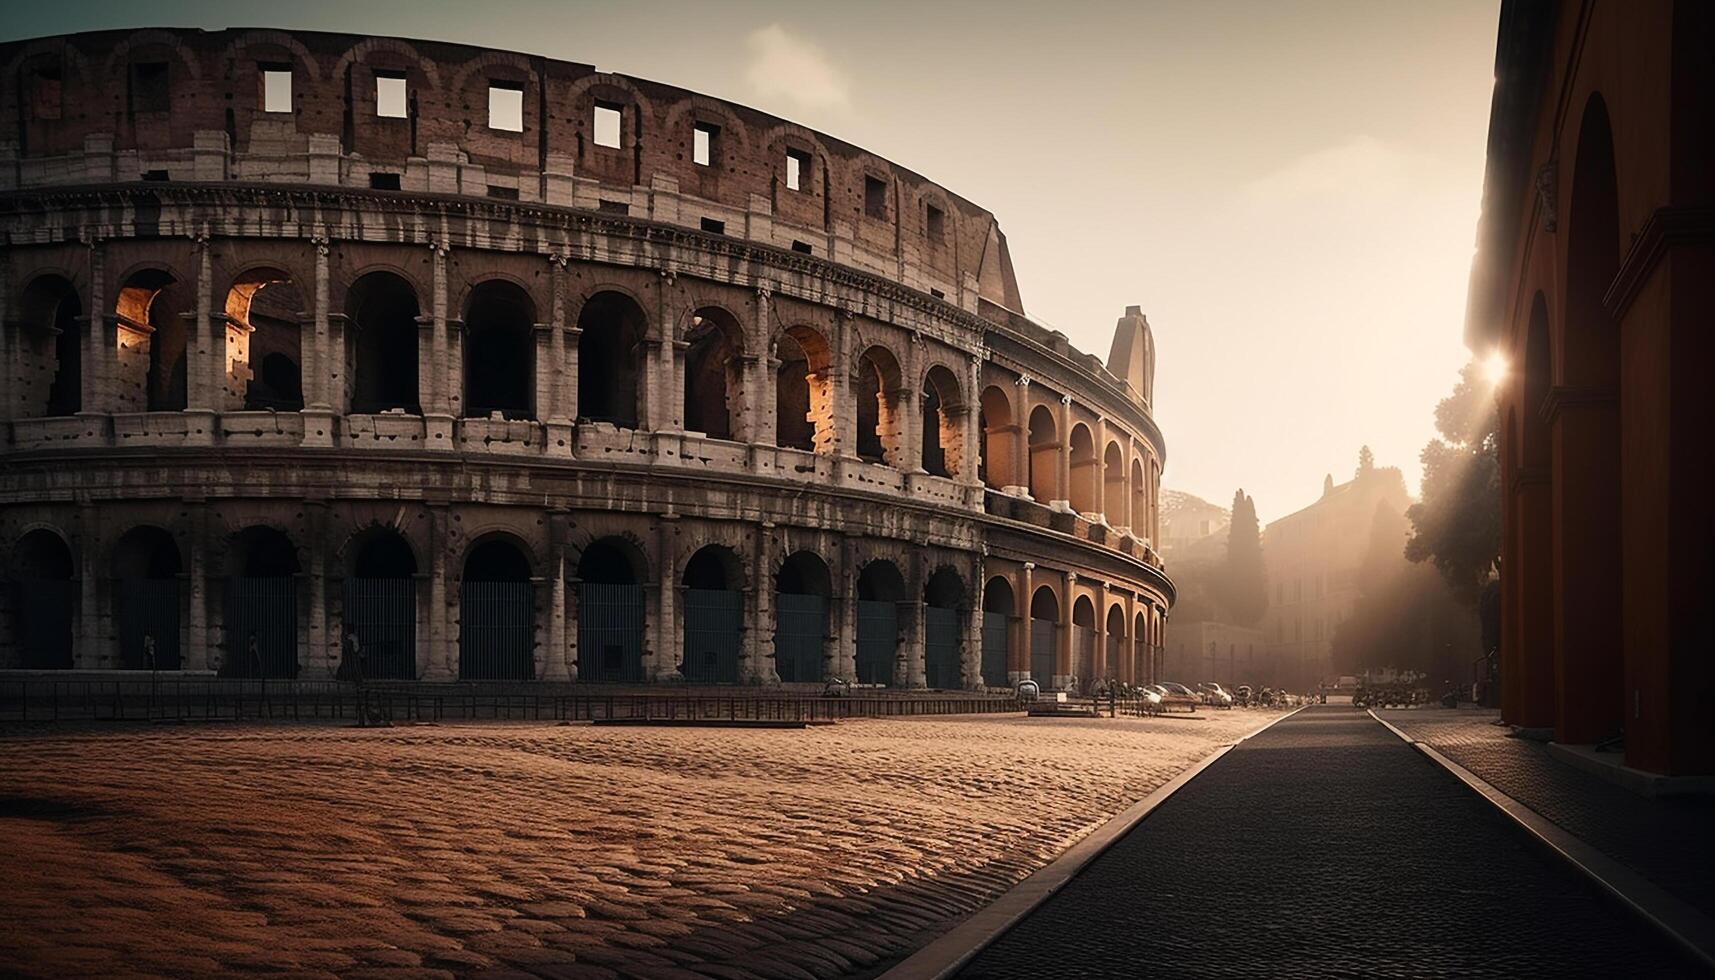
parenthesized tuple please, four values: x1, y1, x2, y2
(1197, 682, 1234, 708)
(1234, 684, 1254, 707)
(1154, 682, 1201, 712)
(1137, 685, 1164, 713)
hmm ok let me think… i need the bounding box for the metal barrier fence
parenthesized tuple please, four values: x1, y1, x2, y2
(0, 676, 1023, 725)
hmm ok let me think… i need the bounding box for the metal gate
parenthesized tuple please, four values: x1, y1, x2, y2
(1030, 618, 1056, 683)
(343, 577, 417, 679)
(925, 606, 960, 689)
(226, 577, 296, 677)
(981, 610, 1009, 687)
(1107, 633, 1124, 684)
(681, 588, 741, 684)
(119, 578, 181, 670)
(578, 582, 644, 683)
(1073, 625, 1095, 692)
(16, 580, 74, 669)
(774, 592, 826, 683)
(855, 599, 897, 686)
(459, 580, 534, 680)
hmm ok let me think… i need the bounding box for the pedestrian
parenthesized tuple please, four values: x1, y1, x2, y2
(246, 630, 263, 677)
(142, 630, 156, 672)
(338, 629, 364, 683)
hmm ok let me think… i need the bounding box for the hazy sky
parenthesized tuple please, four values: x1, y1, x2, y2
(2, 1, 1500, 522)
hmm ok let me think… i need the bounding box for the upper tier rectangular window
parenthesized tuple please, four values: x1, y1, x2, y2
(926, 203, 945, 240)
(262, 66, 292, 113)
(786, 149, 809, 191)
(489, 82, 523, 132)
(131, 62, 168, 114)
(376, 72, 407, 118)
(864, 176, 887, 219)
(594, 103, 622, 148)
(693, 124, 717, 167)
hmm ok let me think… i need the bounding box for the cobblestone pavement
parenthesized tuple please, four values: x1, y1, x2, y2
(960, 706, 1699, 979)
(1380, 707, 1715, 919)
(0, 710, 1273, 979)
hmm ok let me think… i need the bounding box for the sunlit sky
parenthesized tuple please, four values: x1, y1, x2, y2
(2, 1, 1500, 522)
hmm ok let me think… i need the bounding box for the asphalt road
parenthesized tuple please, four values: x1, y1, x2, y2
(958, 706, 1703, 979)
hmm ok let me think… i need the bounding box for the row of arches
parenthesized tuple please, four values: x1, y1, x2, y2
(978, 576, 1161, 691)
(978, 384, 1157, 532)
(6, 526, 981, 687)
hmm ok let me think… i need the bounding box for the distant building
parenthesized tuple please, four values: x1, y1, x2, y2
(1163, 621, 1265, 690)
(1158, 490, 1230, 561)
(1259, 455, 1410, 689)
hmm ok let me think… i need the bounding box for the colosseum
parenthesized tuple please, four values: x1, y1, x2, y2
(0, 27, 1173, 692)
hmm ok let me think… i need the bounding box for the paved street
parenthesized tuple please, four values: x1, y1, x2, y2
(0, 711, 1272, 979)
(960, 706, 1699, 979)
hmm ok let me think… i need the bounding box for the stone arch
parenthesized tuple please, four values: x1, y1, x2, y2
(1552, 92, 1624, 744)
(102, 29, 202, 83)
(114, 267, 188, 413)
(458, 535, 536, 681)
(923, 565, 966, 689)
(220, 30, 323, 82)
(221, 524, 302, 678)
(346, 270, 421, 414)
(979, 384, 1015, 490)
(1103, 441, 1126, 525)
(1028, 403, 1058, 502)
(224, 266, 305, 411)
(661, 94, 755, 162)
(1028, 583, 1059, 684)
(855, 558, 907, 686)
(921, 364, 966, 479)
(854, 345, 905, 465)
(680, 543, 745, 684)
(331, 37, 443, 92)
(775, 323, 834, 453)
(978, 574, 1014, 689)
(575, 534, 648, 683)
(1105, 602, 1128, 684)
(111, 525, 184, 671)
(774, 550, 831, 683)
(9, 528, 75, 669)
(1135, 609, 1150, 684)
(1131, 455, 1147, 535)
(577, 290, 647, 428)
(1071, 593, 1097, 690)
(15, 273, 83, 418)
(682, 306, 745, 440)
(462, 279, 536, 420)
(1068, 423, 1097, 515)
(342, 525, 419, 680)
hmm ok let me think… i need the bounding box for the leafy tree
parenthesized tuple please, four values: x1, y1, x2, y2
(1356, 445, 1375, 477)
(1333, 500, 1477, 682)
(1219, 489, 1268, 626)
(1404, 360, 1500, 606)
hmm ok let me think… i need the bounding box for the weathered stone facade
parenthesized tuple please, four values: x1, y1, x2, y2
(0, 27, 1173, 689)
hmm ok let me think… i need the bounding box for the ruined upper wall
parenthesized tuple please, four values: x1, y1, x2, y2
(0, 27, 1023, 312)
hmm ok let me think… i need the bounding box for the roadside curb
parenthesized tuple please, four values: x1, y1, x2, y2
(879, 705, 1307, 980)
(1370, 709, 1715, 973)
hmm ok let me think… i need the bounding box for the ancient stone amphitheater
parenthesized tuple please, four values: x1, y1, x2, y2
(0, 28, 1173, 690)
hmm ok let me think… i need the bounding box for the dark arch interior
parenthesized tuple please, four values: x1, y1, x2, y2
(464, 281, 535, 419)
(1106, 603, 1126, 635)
(119, 269, 186, 412)
(1073, 596, 1096, 629)
(856, 355, 885, 461)
(1030, 586, 1058, 621)
(777, 551, 832, 596)
(464, 539, 530, 582)
(235, 527, 300, 577)
(683, 545, 740, 590)
(347, 272, 421, 414)
(21, 277, 83, 417)
(237, 277, 305, 411)
(982, 576, 1014, 615)
(857, 560, 905, 601)
(683, 309, 741, 440)
(775, 331, 816, 451)
(922, 367, 960, 479)
(113, 527, 182, 579)
(577, 292, 645, 427)
(577, 538, 641, 585)
(353, 531, 417, 578)
(14, 530, 74, 579)
(925, 567, 963, 608)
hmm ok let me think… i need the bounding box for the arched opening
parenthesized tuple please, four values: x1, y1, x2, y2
(112, 526, 183, 671)
(463, 280, 535, 420)
(680, 544, 744, 684)
(774, 550, 830, 683)
(347, 271, 421, 414)
(115, 269, 186, 412)
(1071, 595, 1097, 691)
(17, 276, 82, 418)
(979, 386, 1014, 490)
(1068, 424, 1097, 516)
(1134, 610, 1150, 685)
(577, 291, 645, 428)
(458, 537, 534, 680)
(683, 308, 744, 441)
(855, 346, 903, 465)
(225, 270, 304, 411)
(921, 365, 964, 479)
(11, 530, 74, 669)
(1029, 585, 1058, 684)
(923, 566, 965, 689)
(342, 529, 418, 680)
(1105, 603, 1127, 686)
(775, 325, 833, 453)
(1555, 94, 1624, 744)
(1103, 442, 1125, 526)
(1028, 404, 1059, 503)
(576, 536, 646, 683)
(855, 559, 905, 685)
(1131, 457, 1148, 536)
(225, 526, 300, 678)
(980, 576, 1014, 687)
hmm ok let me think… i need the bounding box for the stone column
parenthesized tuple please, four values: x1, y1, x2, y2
(424, 242, 455, 447)
(833, 535, 858, 680)
(746, 523, 779, 684)
(302, 237, 336, 447)
(901, 334, 924, 473)
(649, 516, 679, 681)
(832, 311, 855, 461)
(304, 501, 328, 676)
(185, 234, 218, 444)
(1012, 376, 1031, 497)
(1123, 591, 1137, 685)
(1012, 561, 1033, 683)
(961, 552, 983, 689)
(750, 286, 777, 449)
(1056, 394, 1073, 508)
(961, 353, 982, 492)
(75, 505, 102, 668)
(423, 505, 453, 679)
(543, 256, 574, 454)
(1056, 571, 1077, 690)
(1094, 416, 1109, 524)
(900, 591, 926, 689)
(1094, 580, 1109, 682)
(77, 236, 110, 418)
